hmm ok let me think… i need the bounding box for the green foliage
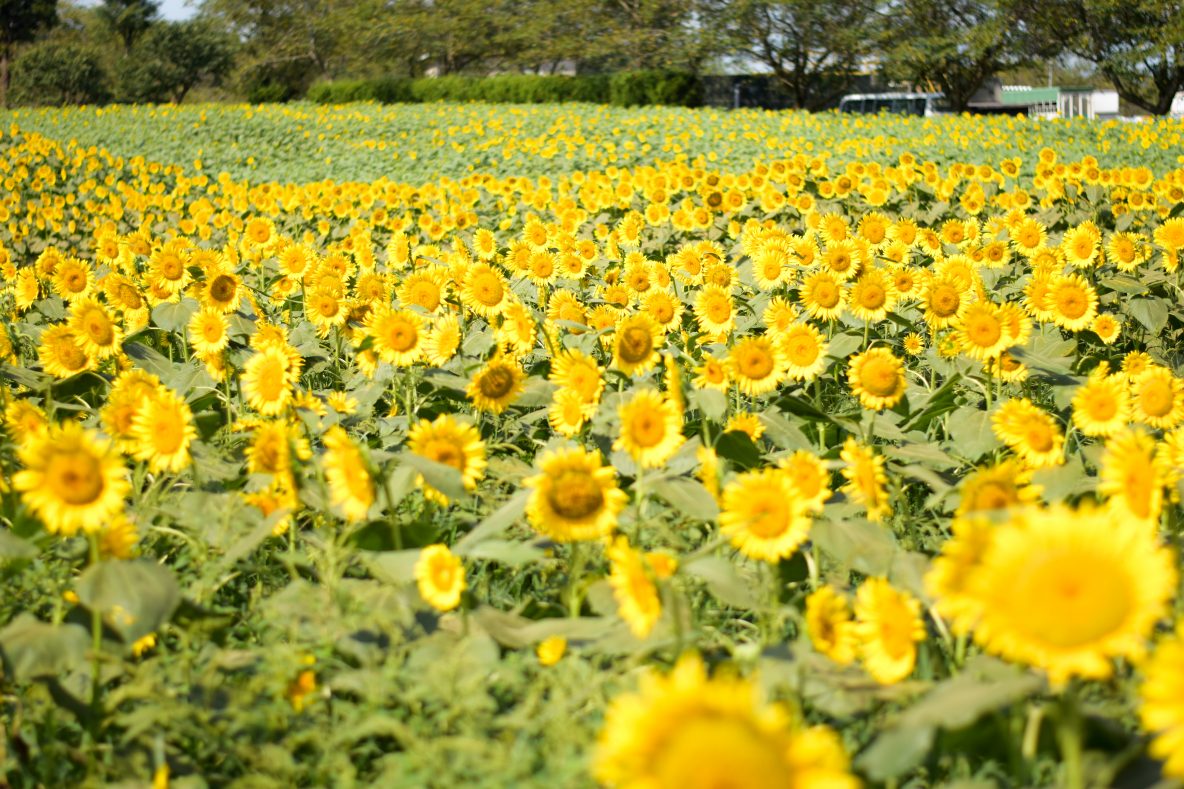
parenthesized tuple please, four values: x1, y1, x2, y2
(10, 40, 110, 106)
(116, 19, 235, 104)
(308, 74, 617, 105)
(1044, 0, 1184, 115)
(609, 70, 702, 106)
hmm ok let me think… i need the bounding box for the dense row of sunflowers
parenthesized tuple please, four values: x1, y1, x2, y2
(1, 111, 1184, 786)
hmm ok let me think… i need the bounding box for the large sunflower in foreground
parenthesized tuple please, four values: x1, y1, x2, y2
(1139, 623, 1184, 780)
(941, 503, 1176, 687)
(524, 447, 627, 542)
(14, 421, 130, 536)
(594, 653, 858, 789)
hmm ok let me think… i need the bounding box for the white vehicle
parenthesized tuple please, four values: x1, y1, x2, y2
(838, 92, 948, 117)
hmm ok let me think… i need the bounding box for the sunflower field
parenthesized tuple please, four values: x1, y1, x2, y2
(1, 102, 1184, 788)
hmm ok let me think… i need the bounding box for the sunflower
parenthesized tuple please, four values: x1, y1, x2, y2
(14, 421, 129, 536)
(247, 420, 306, 476)
(1090, 313, 1121, 344)
(642, 289, 683, 330)
(777, 450, 831, 513)
(1047, 274, 1098, 332)
(594, 653, 857, 789)
(1106, 231, 1147, 271)
(854, 578, 926, 685)
(38, 325, 94, 379)
(52, 257, 93, 301)
(549, 348, 605, 404)
(607, 536, 662, 639)
(241, 346, 297, 416)
(1099, 428, 1167, 523)
(548, 389, 595, 437)
(1139, 624, 1184, 780)
(848, 269, 897, 324)
(1131, 366, 1184, 430)
(201, 268, 243, 313)
(415, 544, 466, 612)
(1061, 223, 1100, 268)
(719, 468, 811, 562)
(954, 503, 1176, 686)
(130, 388, 197, 474)
(726, 411, 764, 443)
(1010, 217, 1047, 256)
(1071, 369, 1130, 437)
(847, 347, 906, 411)
(799, 271, 846, 321)
(992, 398, 1064, 468)
(957, 459, 1040, 515)
(322, 426, 375, 522)
(406, 414, 487, 503)
(805, 586, 858, 665)
(728, 335, 784, 396)
(304, 287, 348, 334)
(902, 332, 926, 356)
(692, 284, 735, 336)
(956, 302, 1008, 360)
(922, 275, 969, 330)
(188, 308, 230, 356)
(524, 446, 628, 542)
(840, 438, 891, 523)
(362, 305, 422, 367)
(461, 263, 509, 318)
(4, 400, 48, 447)
(616, 389, 684, 469)
(612, 314, 661, 376)
(423, 315, 462, 366)
(68, 298, 122, 359)
(925, 515, 995, 634)
(466, 355, 525, 414)
(778, 323, 829, 382)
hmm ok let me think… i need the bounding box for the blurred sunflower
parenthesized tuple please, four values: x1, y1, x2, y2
(524, 447, 627, 542)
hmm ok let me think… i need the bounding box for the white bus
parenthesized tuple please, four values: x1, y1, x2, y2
(838, 92, 948, 117)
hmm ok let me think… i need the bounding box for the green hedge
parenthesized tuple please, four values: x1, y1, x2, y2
(306, 72, 700, 107)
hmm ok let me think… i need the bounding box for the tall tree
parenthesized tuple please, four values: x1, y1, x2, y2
(96, 0, 159, 53)
(1049, 0, 1184, 115)
(118, 18, 235, 103)
(0, 0, 58, 107)
(882, 0, 1048, 111)
(711, 0, 877, 109)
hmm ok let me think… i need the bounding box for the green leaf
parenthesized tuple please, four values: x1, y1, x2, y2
(709, 430, 759, 471)
(945, 407, 999, 460)
(895, 666, 1042, 730)
(151, 298, 200, 333)
(649, 477, 719, 520)
(366, 550, 421, 585)
(812, 517, 897, 577)
(759, 410, 813, 451)
(0, 363, 52, 390)
(399, 451, 467, 501)
(457, 490, 530, 551)
(463, 539, 545, 566)
(856, 726, 935, 781)
(75, 560, 181, 645)
(684, 555, 758, 609)
(0, 529, 37, 561)
(825, 331, 864, 360)
(1126, 297, 1169, 334)
(692, 387, 727, 420)
(0, 615, 90, 681)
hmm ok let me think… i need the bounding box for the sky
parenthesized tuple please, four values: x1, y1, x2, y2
(77, 0, 198, 21)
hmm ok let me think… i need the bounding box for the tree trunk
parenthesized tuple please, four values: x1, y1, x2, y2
(1, 45, 9, 109)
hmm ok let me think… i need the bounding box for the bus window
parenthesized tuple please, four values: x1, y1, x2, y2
(839, 99, 856, 113)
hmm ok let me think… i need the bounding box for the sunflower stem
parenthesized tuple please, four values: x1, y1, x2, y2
(87, 532, 104, 746)
(1055, 687, 1086, 789)
(565, 541, 588, 619)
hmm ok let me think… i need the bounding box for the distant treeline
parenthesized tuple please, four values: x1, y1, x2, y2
(2, 0, 1182, 115)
